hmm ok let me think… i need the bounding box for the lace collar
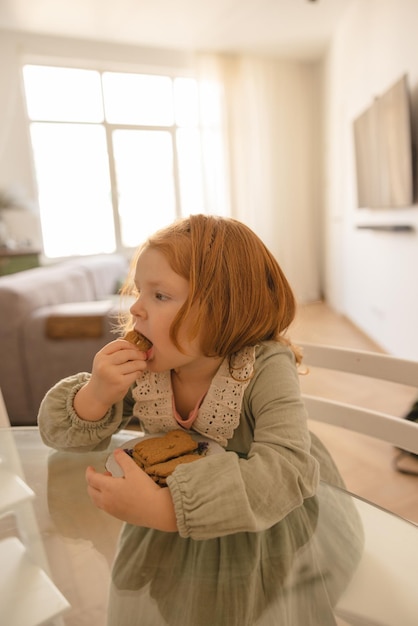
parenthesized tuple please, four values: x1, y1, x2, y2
(132, 346, 256, 446)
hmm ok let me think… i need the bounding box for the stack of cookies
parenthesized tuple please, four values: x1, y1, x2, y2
(132, 430, 206, 486)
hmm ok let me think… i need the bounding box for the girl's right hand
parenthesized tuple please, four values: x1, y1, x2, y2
(73, 338, 148, 421)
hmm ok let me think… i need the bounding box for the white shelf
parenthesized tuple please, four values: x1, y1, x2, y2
(0, 466, 35, 516)
(0, 536, 70, 626)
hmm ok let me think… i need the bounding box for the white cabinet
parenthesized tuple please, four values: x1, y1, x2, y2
(0, 429, 70, 626)
(0, 537, 70, 626)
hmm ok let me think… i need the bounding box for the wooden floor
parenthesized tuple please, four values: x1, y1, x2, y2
(291, 300, 418, 524)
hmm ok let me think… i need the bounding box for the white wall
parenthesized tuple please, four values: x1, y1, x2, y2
(324, 0, 418, 359)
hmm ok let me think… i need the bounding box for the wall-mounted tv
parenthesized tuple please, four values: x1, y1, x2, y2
(353, 74, 414, 209)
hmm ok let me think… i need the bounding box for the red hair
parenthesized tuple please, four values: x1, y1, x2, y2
(121, 215, 301, 364)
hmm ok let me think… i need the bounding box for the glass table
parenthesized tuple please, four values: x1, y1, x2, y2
(0, 427, 417, 626)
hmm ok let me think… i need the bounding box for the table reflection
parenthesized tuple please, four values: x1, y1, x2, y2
(3, 427, 399, 626)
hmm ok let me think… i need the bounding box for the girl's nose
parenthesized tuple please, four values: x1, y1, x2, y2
(130, 296, 147, 319)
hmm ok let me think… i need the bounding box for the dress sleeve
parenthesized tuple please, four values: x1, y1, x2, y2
(167, 346, 320, 540)
(37, 372, 135, 452)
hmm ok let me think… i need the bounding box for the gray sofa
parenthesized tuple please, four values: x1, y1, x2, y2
(0, 254, 129, 426)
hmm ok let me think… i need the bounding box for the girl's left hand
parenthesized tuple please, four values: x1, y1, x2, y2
(85, 449, 178, 531)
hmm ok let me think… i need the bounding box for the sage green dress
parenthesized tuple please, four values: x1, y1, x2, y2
(38, 342, 363, 625)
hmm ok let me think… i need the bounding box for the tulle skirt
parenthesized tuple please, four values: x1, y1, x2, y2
(107, 483, 363, 626)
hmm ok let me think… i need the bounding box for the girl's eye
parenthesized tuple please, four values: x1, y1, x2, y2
(155, 292, 168, 302)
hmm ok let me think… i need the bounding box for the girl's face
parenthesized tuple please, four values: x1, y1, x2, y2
(129, 247, 201, 373)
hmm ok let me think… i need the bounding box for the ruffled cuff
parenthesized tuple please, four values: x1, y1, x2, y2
(38, 372, 124, 452)
(66, 380, 115, 430)
(167, 452, 255, 540)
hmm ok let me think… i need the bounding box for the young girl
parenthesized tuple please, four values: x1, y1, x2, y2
(38, 215, 361, 624)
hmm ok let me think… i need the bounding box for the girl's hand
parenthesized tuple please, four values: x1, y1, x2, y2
(85, 449, 178, 531)
(74, 338, 148, 421)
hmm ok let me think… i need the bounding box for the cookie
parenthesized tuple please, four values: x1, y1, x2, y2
(145, 454, 203, 486)
(123, 329, 152, 351)
(133, 430, 198, 467)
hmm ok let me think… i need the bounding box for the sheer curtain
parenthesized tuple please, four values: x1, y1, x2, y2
(196, 53, 322, 304)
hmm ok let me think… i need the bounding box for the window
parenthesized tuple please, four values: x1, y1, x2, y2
(22, 64, 229, 258)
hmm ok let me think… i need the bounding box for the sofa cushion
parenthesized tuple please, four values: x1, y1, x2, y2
(67, 254, 129, 299)
(0, 264, 94, 332)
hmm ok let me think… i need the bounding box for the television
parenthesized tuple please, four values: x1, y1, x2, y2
(353, 75, 415, 209)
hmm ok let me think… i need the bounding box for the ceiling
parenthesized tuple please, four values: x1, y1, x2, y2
(0, 0, 354, 60)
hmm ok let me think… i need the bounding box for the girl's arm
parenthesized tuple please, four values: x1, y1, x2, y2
(37, 372, 135, 451)
(38, 338, 147, 452)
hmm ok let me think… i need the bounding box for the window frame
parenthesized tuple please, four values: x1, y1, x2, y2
(21, 57, 218, 259)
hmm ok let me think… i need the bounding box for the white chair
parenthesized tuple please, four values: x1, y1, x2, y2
(299, 342, 418, 455)
(298, 343, 418, 626)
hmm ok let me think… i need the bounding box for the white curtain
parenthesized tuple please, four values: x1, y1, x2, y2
(195, 53, 322, 304)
